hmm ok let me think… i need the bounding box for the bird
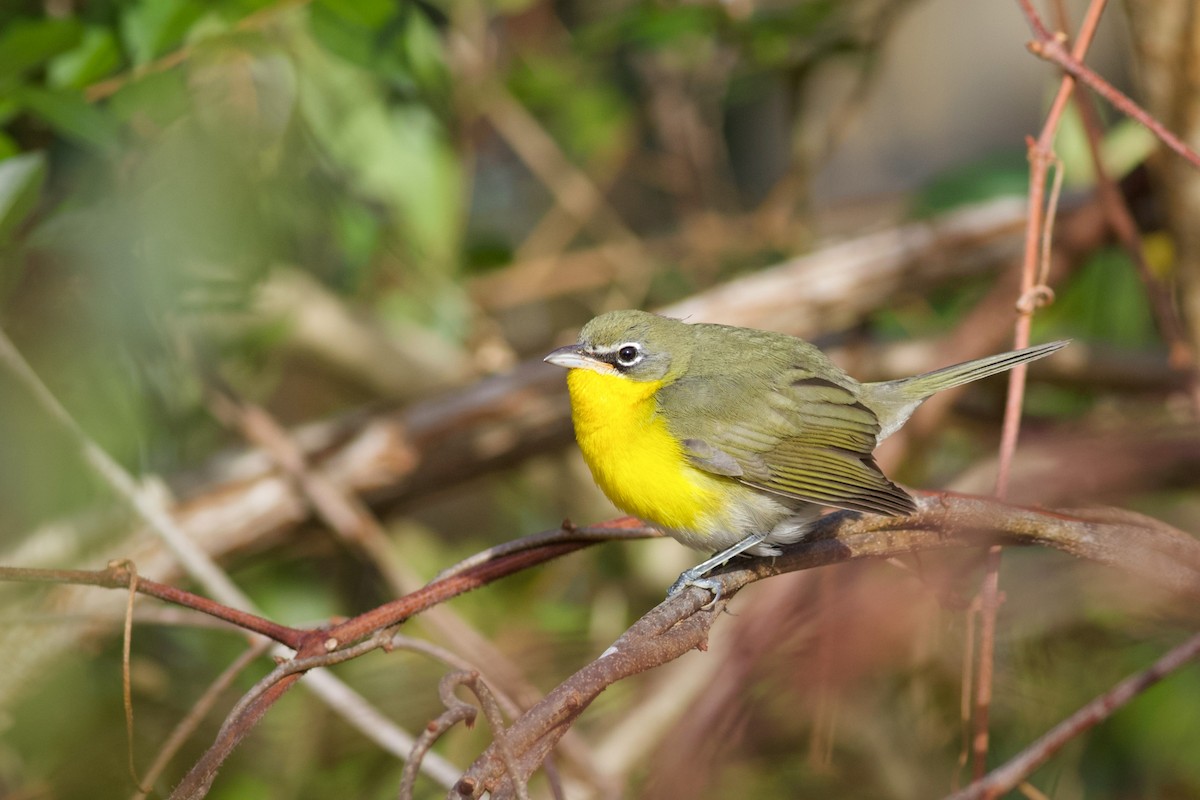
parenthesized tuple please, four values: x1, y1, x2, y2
(544, 309, 1068, 598)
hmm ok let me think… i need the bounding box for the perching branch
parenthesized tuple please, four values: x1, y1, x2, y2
(456, 495, 1200, 798)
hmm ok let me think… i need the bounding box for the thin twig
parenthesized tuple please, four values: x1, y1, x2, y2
(432, 518, 658, 581)
(1019, 11, 1200, 172)
(971, 0, 1108, 778)
(386, 635, 566, 800)
(398, 671, 528, 800)
(121, 561, 148, 793)
(131, 640, 273, 800)
(0, 563, 302, 646)
(946, 630, 1200, 800)
(217, 633, 397, 738)
(398, 672, 481, 800)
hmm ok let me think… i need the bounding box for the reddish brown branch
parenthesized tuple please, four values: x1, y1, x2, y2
(0, 563, 301, 646)
(974, 0, 1110, 778)
(170, 668, 303, 800)
(163, 521, 654, 798)
(1017, 0, 1200, 172)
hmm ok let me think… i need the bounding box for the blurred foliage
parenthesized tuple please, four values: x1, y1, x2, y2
(0, 1, 1197, 799)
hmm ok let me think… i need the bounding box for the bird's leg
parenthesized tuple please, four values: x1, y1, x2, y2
(667, 531, 770, 604)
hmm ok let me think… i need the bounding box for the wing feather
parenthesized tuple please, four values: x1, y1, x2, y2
(675, 368, 916, 516)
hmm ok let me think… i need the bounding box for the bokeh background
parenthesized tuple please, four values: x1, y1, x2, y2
(1, 0, 1199, 798)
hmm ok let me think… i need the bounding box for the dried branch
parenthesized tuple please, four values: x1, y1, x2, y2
(457, 496, 1200, 797)
(121, 562, 147, 793)
(400, 671, 529, 800)
(399, 672, 485, 800)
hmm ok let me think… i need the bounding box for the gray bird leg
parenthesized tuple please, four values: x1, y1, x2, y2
(667, 531, 771, 604)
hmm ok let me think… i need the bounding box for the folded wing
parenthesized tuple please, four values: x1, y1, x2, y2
(679, 372, 916, 516)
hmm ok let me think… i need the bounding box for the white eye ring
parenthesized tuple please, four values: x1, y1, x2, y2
(615, 343, 642, 366)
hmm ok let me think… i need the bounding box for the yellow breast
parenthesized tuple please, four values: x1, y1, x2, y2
(565, 368, 723, 533)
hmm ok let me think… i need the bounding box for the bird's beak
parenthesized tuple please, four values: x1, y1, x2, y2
(544, 343, 609, 372)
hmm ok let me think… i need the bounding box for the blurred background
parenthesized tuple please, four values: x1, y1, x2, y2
(1, 0, 1199, 797)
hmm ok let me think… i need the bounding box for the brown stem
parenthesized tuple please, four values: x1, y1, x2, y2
(973, 0, 1110, 778)
(947, 630, 1200, 800)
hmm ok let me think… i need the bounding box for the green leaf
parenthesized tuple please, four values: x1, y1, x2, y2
(1041, 247, 1157, 347)
(0, 151, 46, 244)
(0, 96, 19, 126)
(106, 68, 190, 128)
(47, 27, 122, 89)
(619, 5, 723, 49)
(509, 54, 630, 161)
(1100, 118, 1155, 181)
(0, 131, 17, 160)
(1056, 106, 1156, 187)
(296, 44, 461, 266)
(0, 17, 84, 82)
(14, 86, 122, 152)
(400, 5, 450, 96)
(316, 0, 396, 28)
(120, 0, 204, 67)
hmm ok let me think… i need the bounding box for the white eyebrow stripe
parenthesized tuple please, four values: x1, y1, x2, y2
(590, 341, 642, 355)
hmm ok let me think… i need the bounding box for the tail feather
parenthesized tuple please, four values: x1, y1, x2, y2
(864, 339, 1069, 439)
(893, 339, 1070, 398)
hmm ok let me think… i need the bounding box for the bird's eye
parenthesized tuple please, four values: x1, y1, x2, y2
(616, 345, 641, 366)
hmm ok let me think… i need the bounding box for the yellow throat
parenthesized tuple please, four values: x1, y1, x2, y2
(565, 367, 722, 532)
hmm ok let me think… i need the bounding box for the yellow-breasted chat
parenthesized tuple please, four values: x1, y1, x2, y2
(545, 309, 1068, 598)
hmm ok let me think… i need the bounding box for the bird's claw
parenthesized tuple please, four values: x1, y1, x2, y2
(667, 572, 723, 608)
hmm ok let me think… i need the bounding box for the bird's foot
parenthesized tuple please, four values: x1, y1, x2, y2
(667, 570, 723, 608)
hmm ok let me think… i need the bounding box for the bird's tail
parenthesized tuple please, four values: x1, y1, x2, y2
(864, 339, 1069, 439)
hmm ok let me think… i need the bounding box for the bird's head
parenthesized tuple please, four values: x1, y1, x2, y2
(544, 310, 691, 383)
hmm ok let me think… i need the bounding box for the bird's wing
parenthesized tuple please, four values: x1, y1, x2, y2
(678, 374, 916, 516)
